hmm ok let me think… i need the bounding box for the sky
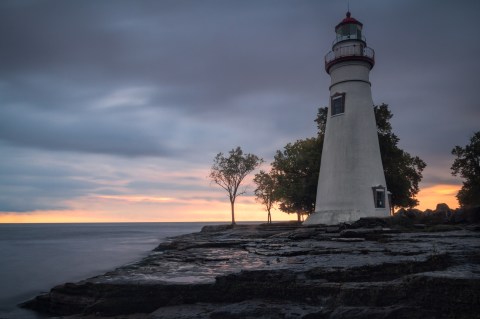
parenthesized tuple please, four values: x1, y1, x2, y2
(1, 0, 479, 223)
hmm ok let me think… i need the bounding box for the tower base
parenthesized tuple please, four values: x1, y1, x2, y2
(304, 209, 389, 225)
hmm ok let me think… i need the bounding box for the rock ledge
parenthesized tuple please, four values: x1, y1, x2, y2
(22, 219, 480, 318)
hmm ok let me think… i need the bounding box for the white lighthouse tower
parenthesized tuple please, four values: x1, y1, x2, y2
(305, 12, 390, 225)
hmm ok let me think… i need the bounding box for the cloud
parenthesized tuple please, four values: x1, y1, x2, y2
(0, 151, 98, 212)
(0, 0, 479, 216)
(127, 179, 211, 192)
(0, 102, 176, 157)
(0, 143, 225, 213)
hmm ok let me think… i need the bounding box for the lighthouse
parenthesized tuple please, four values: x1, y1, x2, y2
(305, 12, 390, 225)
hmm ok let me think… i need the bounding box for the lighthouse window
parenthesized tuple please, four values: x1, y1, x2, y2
(338, 25, 348, 37)
(337, 24, 362, 40)
(357, 27, 362, 39)
(331, 93, 345, 116)
(372, 186, 386, 208)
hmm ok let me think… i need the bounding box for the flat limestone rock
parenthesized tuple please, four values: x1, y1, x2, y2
(331, 237, 365, 242)
(22, 221, 480, 319)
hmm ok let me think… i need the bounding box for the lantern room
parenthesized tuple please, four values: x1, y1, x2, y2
(334, 12, 364, 44)
(324, 11, 375, 74)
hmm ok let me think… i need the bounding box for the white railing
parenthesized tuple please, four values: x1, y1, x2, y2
(325, 44, 375, 65)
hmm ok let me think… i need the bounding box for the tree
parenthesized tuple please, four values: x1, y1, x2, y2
(253, 170, 277, 223)
(271, 137, 323, 222)
(374, 104, 426, 211)
(316, 104, 426, 210)
(451, 131, 480, 208)
(267, 107, 326, 222)
(209, 147, 263, 225)
(270, 104, 424, 218)
(314, 106, 328, 137)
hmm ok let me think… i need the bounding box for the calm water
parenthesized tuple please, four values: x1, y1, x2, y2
(0, 222, 225, 319)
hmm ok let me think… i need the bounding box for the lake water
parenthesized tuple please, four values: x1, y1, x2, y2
(0, 222, 227, 319)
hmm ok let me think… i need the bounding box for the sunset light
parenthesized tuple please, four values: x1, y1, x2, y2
(0, 193, 294, 223)
(415, 184, 461, 211)
(0, 1, 476, 225)
(1, 3, 478, 318)
(0, 182, 463, 223)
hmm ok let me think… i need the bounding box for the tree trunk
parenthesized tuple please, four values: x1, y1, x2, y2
(297, 212, 301, 223)
(230, 200, 236, 225)
(267, 210, 271, 224)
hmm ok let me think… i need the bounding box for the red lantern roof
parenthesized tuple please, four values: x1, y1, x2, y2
(335, 12, 363, 31)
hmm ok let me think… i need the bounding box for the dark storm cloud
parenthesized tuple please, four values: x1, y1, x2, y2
(0, 0, 332, 158)
(127, 179, 211, 192)
(0, 148, 99, 212)
(0, 103, 176, 157)
(1, 0, 479, 214)
(0, 176, 91, 212)
(323, 1, 480, 186)
(0, 0, 328, 110)
(421, 174, 461, 188)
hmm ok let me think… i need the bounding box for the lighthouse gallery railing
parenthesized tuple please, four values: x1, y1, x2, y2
(325, 44, 375, 71)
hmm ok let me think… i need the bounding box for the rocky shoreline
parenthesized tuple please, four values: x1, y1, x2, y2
(22, 214, 480, 319)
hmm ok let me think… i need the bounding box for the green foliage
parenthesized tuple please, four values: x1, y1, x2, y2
(253, 170, 277, 223)
(269, 104, 425, 218)
(374, 104, 426, 210)
(210, 147, 263, 225)
(271, 137, 323, 221)
(451, 131, 480, 208)
(314, 106, 328, 137)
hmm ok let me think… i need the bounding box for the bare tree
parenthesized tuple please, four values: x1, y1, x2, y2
(209, 147, 263, 225)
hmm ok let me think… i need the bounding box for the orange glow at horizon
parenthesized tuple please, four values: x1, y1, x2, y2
(0, 183, 462, 223)
(415, 184, 460, 211)
(0, 196, 294, 223)
(0, 211, 121, 223)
